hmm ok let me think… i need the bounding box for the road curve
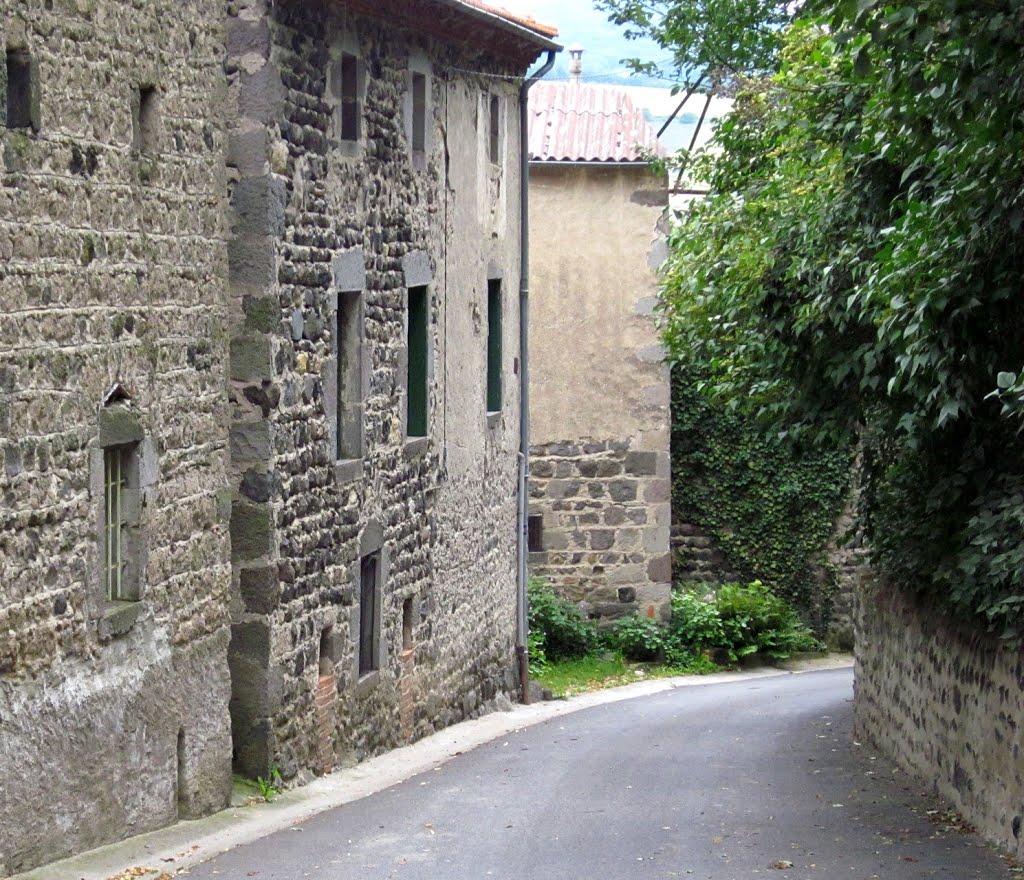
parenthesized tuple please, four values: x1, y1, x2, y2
(184, 669, 1009, 879)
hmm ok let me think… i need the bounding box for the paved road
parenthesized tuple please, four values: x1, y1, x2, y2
(184, 670, 1009, 879)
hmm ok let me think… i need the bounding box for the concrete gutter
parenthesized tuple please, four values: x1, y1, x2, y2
(8, 656, 853, 880)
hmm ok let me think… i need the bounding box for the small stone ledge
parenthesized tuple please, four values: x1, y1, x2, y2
(486, 411, 501, 431)
(404, 437, 429, 459)
(355, 669, 381, 696)
(98, 601, 142, 641)
(334, 458, 364, 486)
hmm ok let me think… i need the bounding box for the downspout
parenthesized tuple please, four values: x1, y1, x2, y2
(517, 49, 557, 705)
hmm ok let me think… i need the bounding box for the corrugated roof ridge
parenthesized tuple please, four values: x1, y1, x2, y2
(528, 79, 665, 163)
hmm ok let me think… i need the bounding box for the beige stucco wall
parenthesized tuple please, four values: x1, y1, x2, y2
(527, 164, 672, 622)
(530, 164, 669, 448)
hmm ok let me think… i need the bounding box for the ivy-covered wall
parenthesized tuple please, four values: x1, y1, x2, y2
(670, 367, 853, 635)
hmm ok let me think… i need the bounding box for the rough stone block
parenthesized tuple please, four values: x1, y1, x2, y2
(647, 553, 672, 584)
(230, 421, 272, 465)
(232, 175, 287, 237)
(239, 566, 281, 614)
(228, 234, 276, 292)
(625, 451, 658, 476)
(590, 530, 615, 551)
(231, 501, 274, 561)
(227, 15, 271, 59)
(608, 479, 638, 503)
(230, 335, 274, 383)
(644, 479, 670, 504)
(98, 406, 144, 447)
(547, 480, 580, 500)
(239, 62, 286, 125)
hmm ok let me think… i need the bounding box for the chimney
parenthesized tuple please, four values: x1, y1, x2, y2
(568, 44, 583, 82)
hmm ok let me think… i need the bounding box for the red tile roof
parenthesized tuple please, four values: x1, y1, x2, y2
(456, 0, 559, 38)
(528, 80, 666, 163)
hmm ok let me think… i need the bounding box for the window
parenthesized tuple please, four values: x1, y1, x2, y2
(335, 290, 363, 459)
(135, 84, 160, 154)
(338, 53, 359, 141)
(528, 514, 544, 553)
(489, 95, 500, 164)
(5, 48, 33, 130)
(359, 552, 380, 677)
(407, 285, 429, 438)
(402, 597, 414, 651)
(411, 72, 426, 154)
(103, 444, 139, 602)
(319, 626, 336, 676)
(487, 279, 502, 413)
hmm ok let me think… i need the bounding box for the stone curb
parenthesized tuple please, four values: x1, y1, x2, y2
(9, 656, 853, 880)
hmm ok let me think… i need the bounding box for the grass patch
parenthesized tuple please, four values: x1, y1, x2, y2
(534, 653, 721, 698)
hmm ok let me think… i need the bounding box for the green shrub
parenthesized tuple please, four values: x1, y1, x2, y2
(713, 581, 820, 662)
(606, 614, 664, 662)
(527, 578, 600, 666)
(667, 581, 820, 664)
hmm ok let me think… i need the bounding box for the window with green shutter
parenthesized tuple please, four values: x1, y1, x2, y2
(487, 279, 502, 413)
(407, 285, 428, 438)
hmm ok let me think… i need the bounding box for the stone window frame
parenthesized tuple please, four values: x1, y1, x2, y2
(351, 520, 388, 691)
(401, 250, 433, 457)
(488, 92, 502, 166)
(327, 26, 367, 160)
(325, 249, 368, 485)
(90, 399, 156, 640)
(3, 42, 40, 133)
(485, 274, 503, 422)
(404, 52, 432, 172)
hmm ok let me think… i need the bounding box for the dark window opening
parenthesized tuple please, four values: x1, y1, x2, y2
(176, 728, 187, 815)
(402, 597, 414, 651)
(487, 279, 502, 413)
(489, 95, 500, 164)
(407, 285, 428, 438)
(359, 552, 380, 676)
(339, 53, 359, 141)
(336, 291, 363, 459)
(6, 49, 33, 130)
(319, 626, 335, 676)
(137, 85, 160, 154)
(528, 514, 544, 553)
(411, 72, 426, 153)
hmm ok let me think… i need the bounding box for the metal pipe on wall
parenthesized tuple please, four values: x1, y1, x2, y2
(516, 49, 557, 705)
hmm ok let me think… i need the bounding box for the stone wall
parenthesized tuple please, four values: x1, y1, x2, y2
(0, 0, 232, 873)
(527, 164, 671, 623)
(529, 440, 671, 621)
(855, 576, 1024, 857)
(224, 1, 527, 781)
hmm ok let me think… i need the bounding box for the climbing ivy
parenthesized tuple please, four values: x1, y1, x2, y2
(671, 366, 851, 632)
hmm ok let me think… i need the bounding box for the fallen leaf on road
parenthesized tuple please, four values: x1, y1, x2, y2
(106, 868, 159, 880)
(769, 860, 794, 869)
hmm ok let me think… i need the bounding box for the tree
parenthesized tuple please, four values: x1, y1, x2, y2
(614, 0, 1024, 638)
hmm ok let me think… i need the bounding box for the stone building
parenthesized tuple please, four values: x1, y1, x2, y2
(525, 73, 672, 623)
(223, 0, 558, 781)
(0, 0, 557, 873)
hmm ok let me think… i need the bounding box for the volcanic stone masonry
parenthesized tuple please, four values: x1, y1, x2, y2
(0, 0, 233, 873)
(0, 0, 553, 872)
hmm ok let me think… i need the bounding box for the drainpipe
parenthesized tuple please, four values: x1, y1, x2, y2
(517, 49, 557, 705)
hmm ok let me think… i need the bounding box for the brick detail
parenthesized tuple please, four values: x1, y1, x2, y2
(316, 674, 337, 775)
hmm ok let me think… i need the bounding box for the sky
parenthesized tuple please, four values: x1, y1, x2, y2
(497, 0, 671, 86)
(498, 0, 730, 153)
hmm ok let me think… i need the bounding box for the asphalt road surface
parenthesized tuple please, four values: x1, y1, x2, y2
(184, 669, 1010, 879)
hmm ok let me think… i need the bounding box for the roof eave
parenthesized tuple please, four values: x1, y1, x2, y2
(440, 0, 562, 53)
